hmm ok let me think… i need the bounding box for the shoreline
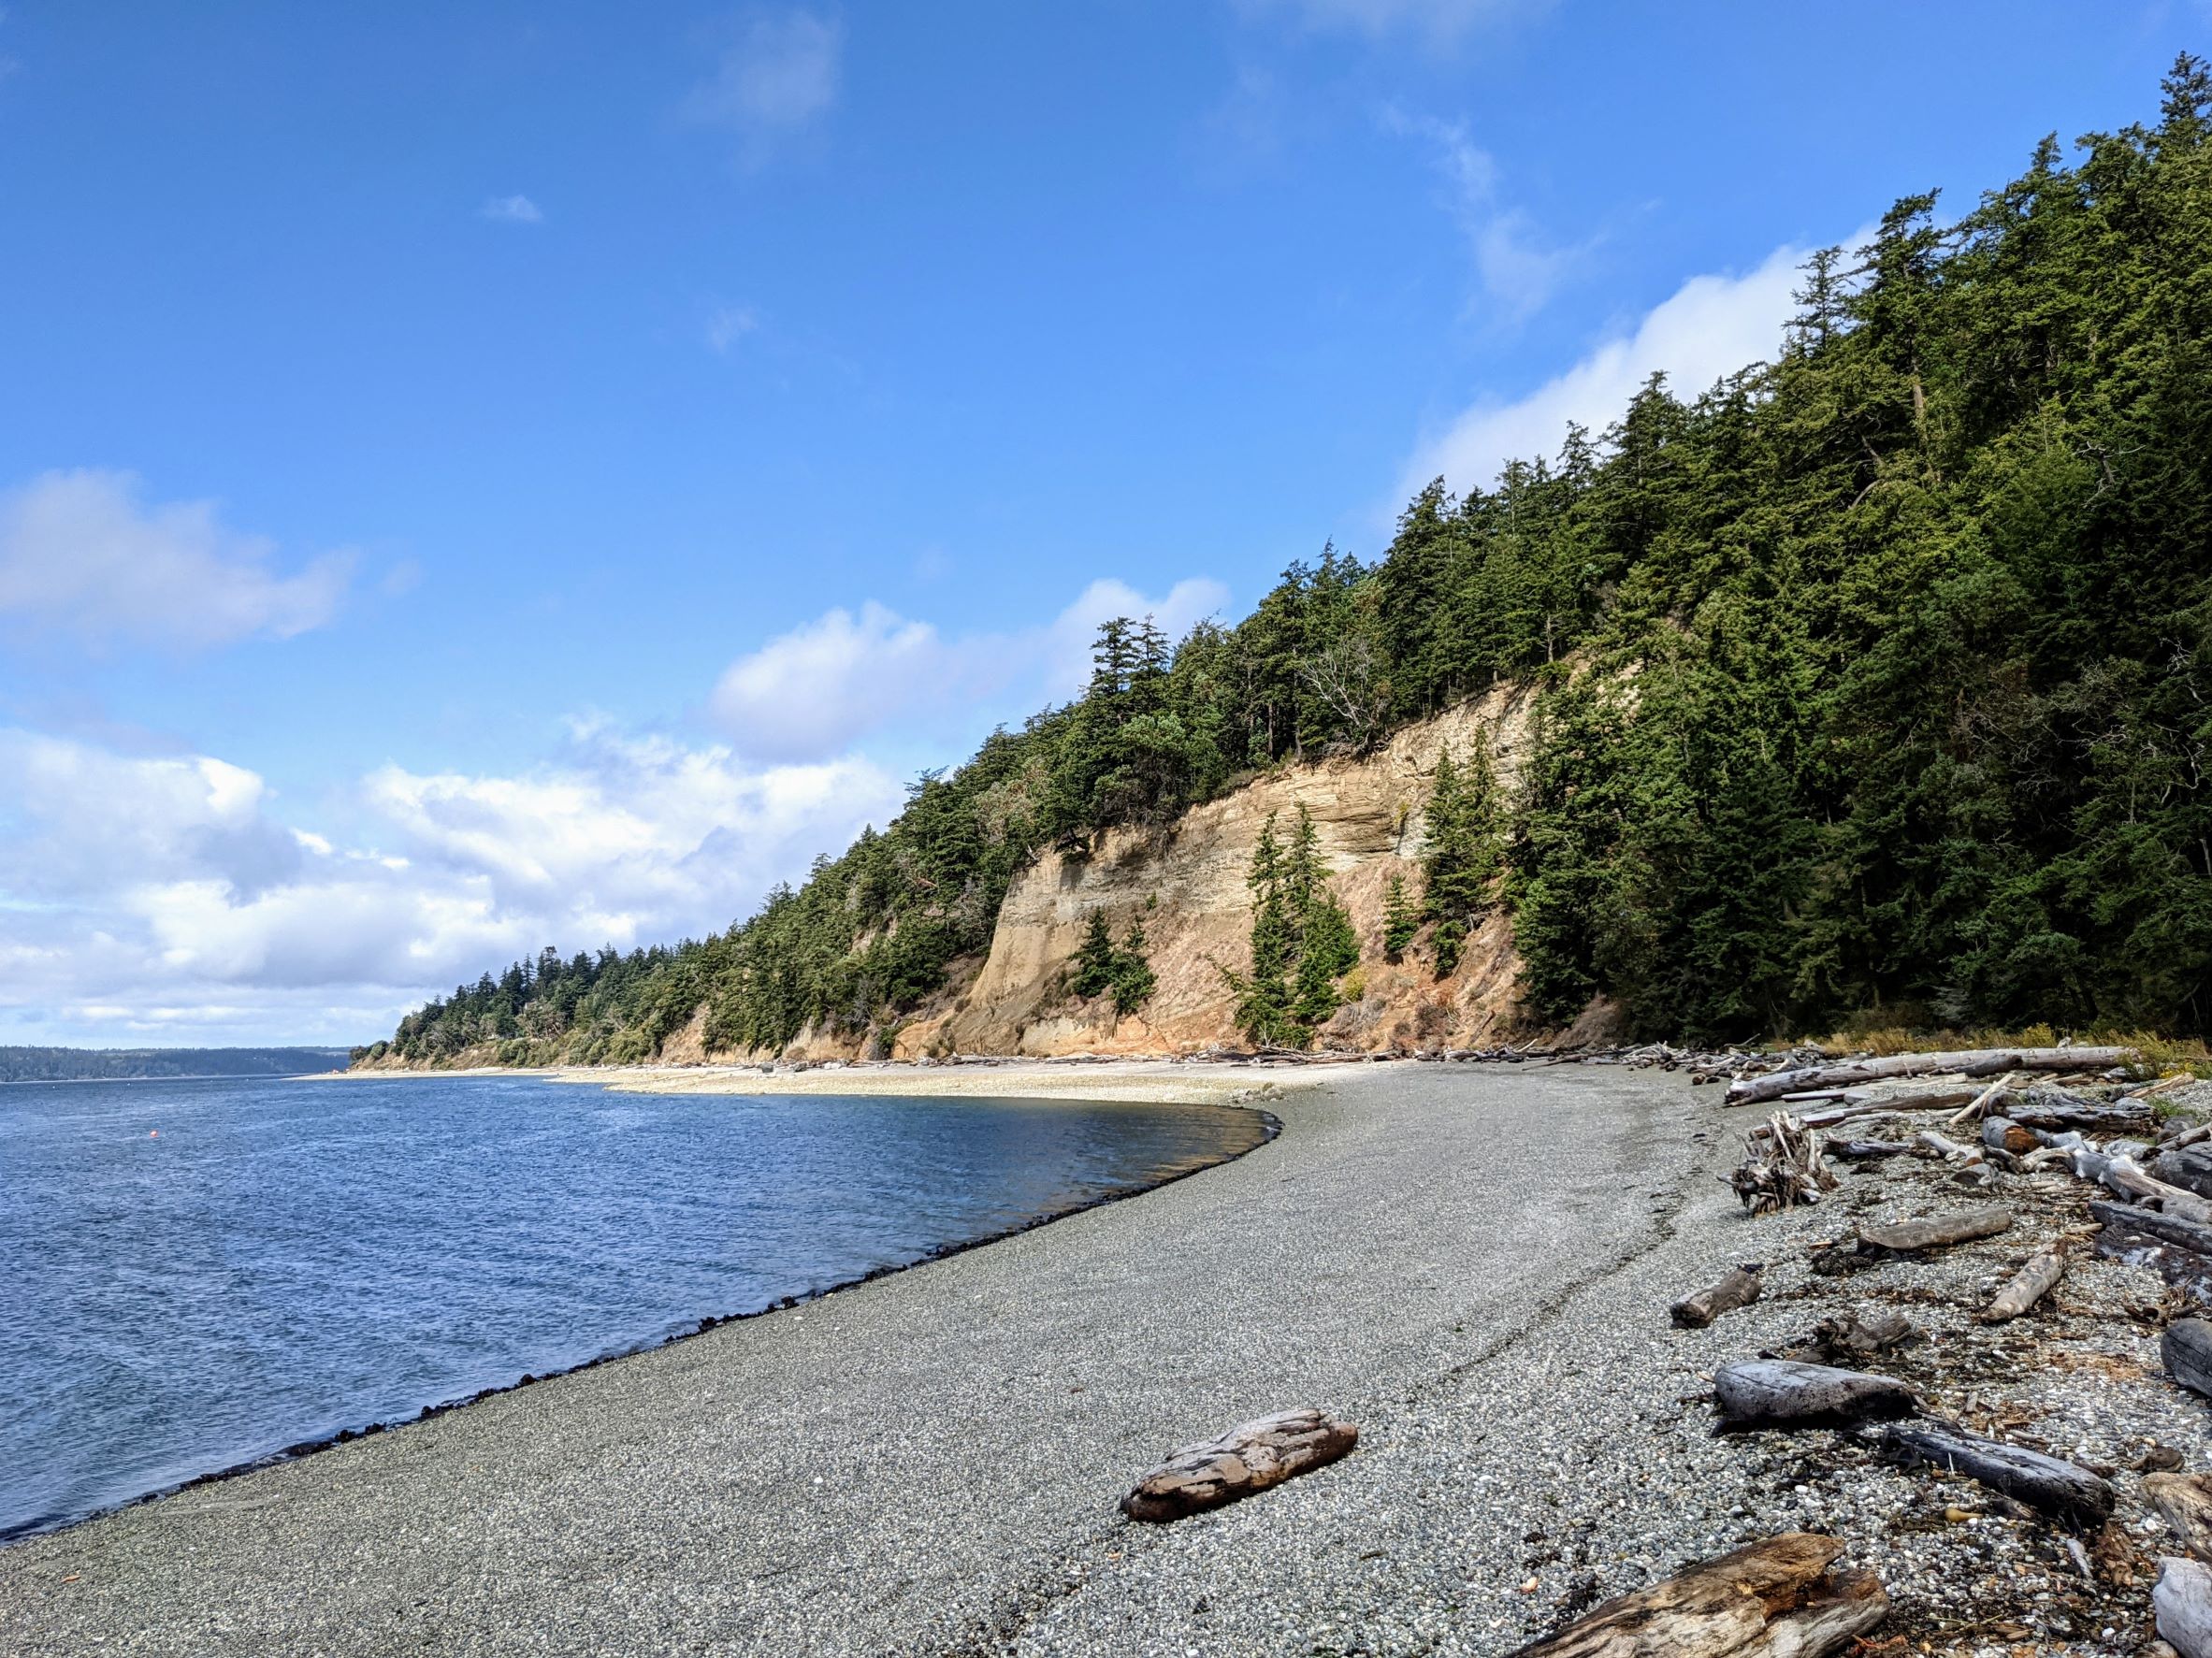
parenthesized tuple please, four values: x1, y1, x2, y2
(2, 1073, 1287, 1549)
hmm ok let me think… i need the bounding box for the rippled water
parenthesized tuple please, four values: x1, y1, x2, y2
(0, 1074, 1268, 1540)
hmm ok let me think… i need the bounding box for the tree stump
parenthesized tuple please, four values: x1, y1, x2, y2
(1507, 1532, 1887, 1657)
(1120, 1407, 1357, 1523)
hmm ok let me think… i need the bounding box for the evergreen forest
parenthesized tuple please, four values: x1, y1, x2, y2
(369, 65, 2212, 1063)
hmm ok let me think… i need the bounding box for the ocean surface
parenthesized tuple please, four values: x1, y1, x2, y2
(0, 1074, 1268, 1541)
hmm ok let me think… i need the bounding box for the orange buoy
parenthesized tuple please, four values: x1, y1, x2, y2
(149, 1130, 158, 1138)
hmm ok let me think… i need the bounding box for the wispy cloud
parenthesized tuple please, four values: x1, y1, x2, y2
(684, 8, 843, 167)
(478, 193, 543, 224)
(1397, 235, 1847, 499)
(1234, 0, 1534, 41)
(706, 302, 760, 353)
(0, 469, 352, 651)
(1381, 108, 1583, 323)
(708, 577, 1229, 762)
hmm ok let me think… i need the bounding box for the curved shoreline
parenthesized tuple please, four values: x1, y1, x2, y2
(3, 1082, 1285, 1548)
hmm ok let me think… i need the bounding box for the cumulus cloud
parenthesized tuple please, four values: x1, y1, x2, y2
(1399, 236, 1838, 499)
(479, 193, 543, 224)
(684, 8, 843, 166)
(1380, 108, 1582, 323)
(0, 725, 900, 1045)
(708, 577, 1230, 760)
(0, 469, 352, 650)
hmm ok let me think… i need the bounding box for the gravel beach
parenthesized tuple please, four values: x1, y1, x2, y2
(5, 1060, 2196, 1655)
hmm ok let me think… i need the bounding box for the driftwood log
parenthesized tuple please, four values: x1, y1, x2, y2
(1829, 1138, 1910, 1161)
(2157, 1556, 2212, 1658)
(2149, 1474, 2212, 1562)
(2094, 1204, 2212, 1306)
(1726, 1046, 2138, 1106)
(1507, 1532, 1887, 1658)
(1983, 1248, 2066, 1322)
(1982, 1117, 2041, 1156)
(1857, 1205, 2014, 1256)
(2165, 1319, 2212, 1400)
(1881, 1421, 2117, 1526)
(2160, 1146, 2212, 1201)
(1811, 1307, 1916, 1362)
(1671, 1265, 1764, 1329)
(1713, 1361, 1915, 1426)
(1916, 1128, 1982, 1161)
(1120, 1407, 1356, 1523)
(2076, 1152, 2212, 1223)
(1794, 1090, 1979, 1131)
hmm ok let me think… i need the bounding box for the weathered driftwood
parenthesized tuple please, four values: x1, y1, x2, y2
(2094, 1204, 2212, 1306)
(2157, 1556, 2212, 1658)
(1713, 1360, 1915, 1426)
(1672, 1264, 1764, 1329)
(2078, 1152, 2212, 1224)
(1507, 1532, 1888, 1658)
(1794, 1090, 1979, 1131)
(2148, 1474, 2212, 1563)
(1730, 1114, 1837, 1215)
(1726, 1046, 2139, 1106)
(1981, 1117, 2041, 1156)
(1857, 1205, 2014, 1256)
(1829, 1138, 1910, 1161)
(2091, 1200, 2212, 1256)
(2165, 1319, 2212, 1400)
(1811, 1307, 1916, 1362)
(2159, 1146, 2212, 1200)
(1983, 1248, 2066, 1322)
(1881, 1421, 2116, 1526)
(1120, 1407, 1357, 1523)
(1917, 1128, 1983, 1161)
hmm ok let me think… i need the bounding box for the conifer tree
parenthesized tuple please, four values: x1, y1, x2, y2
(1424, 742, 1505, 977)
(1071, 908, 1118, 1000)
(1382, 872, 1419, 959)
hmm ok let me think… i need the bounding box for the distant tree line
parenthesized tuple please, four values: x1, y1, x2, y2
(2, 1047, 351, 1083)
(381, 61, 2212, 1059)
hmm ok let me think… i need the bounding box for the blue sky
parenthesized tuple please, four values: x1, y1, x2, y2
(0, 1, 2200, 1045)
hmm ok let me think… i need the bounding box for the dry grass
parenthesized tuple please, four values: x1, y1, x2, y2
(1808, 1022, 2212, 1078)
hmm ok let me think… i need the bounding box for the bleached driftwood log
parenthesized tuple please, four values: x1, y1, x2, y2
(1726, 1046, 2138, 1106)
(1120, 1407, 1357, 1522)
(1793, 1090, 1978, 1130)
(1713, 1361, 1915, 1426)
(2159, 1146, 2212, 1200)
(1507, 1532, 1887, 1658)
(1671, 1264, 1764, 1329)
(1882, 1421, 2116, 1525)
(2148, 1473, 2212, 1562)
(1916, 1128, 1983, 1161)
(2165, 1319, 2212, 1400)
(2156, 1556, 2212, 1658)
(1983, 1248, 2066, 1322)
(1857, 1205, 2014, 1256)
(2075, 1151, 2212, 1223)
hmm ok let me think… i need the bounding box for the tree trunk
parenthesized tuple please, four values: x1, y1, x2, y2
(1726, 1047, 2138, 1106)
(1983, 1249, 2065, 1322)
(1881, 1421, 2116, 1526)
(1120, 1407, 1357, 1523)
(1857, 1205, 2013, 1255)
(1713, 1361, 1915, 1425)
(1671, 1265, 1764, 1329)
(1507, 1533, 1887, 1657)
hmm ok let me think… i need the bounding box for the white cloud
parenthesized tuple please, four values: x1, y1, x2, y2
(708, 577, 1231, 761)
(1236, 0, 1530, 39)
(706, 302, 760, 353)
(684, 8, 843, 166)
(1381, 108, 1579, 322)
(0, 469, 352, 650)
(1399, 236, 1836, 499)
(0, 725, 901, 1045)
(479, 193, 543, 224)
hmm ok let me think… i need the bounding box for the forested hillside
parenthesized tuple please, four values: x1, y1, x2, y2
(368, 63, 2212, 1064)
(2, 1047, 352, 1083)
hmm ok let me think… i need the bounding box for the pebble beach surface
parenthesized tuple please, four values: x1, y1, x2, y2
(3, 1060, 2191, 1655)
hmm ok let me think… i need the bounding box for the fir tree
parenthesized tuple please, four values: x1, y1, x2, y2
(1424, 742, 1504, 977)
(1382, 872, 1420, 959)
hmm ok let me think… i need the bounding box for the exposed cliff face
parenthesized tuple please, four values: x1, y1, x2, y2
(889, 684, 1539, 1058)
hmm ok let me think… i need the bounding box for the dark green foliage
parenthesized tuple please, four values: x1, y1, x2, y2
(1111, 920, 1158, 1016)
(1382, 872, 1419, 960)
(1422, 742, 1505, 977)
(1066, 908, 1156, 1016)
(1071, 909, 1119, 1000)
(380, 65, 2212, 1060)
(1222, 806, 1361, 1046)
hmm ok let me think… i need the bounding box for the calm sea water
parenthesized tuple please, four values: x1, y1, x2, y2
(0, 1074, 1268, 1540)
